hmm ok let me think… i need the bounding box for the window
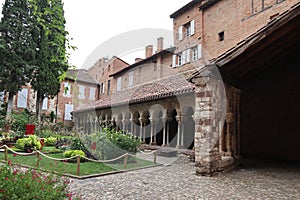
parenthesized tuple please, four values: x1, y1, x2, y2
(178, 20, 195, 41)
(64, 82, 71, 96)
(64, 104, 73, 121)
(117, 77, 122, 91)
(218, 31, 225, 41)
(108, 65, 111, 72)
(128, 71, 134, 87)
(107, 80, 111, 95)
(89, 87, 96, 100)
(192, 45, 202, 61)
(42, 97, 48, 110)
(78, 85, 85, 99)
(102, 83, 105, 94)
(185, 23, 191, 37)
(178, 53, 182, 66)
(178, 26, 183, 41)
(17, 88, 28, 108)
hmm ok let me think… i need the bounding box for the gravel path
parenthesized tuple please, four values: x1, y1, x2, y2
(70, 154, 300, 200)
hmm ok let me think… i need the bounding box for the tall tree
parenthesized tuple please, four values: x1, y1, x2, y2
(0, 0, 39, 131)
(30, 0, 70, 131)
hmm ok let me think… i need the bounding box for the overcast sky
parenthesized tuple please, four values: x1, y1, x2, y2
(0, 0, 191, 69)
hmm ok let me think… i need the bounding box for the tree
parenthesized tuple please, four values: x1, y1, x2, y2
(29, 0, 70, 131)
(0, 0, 39, 131)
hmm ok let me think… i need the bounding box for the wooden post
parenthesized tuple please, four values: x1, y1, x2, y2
(4, 146, 8, 161)
(36, 152, 40, 168)
(154, 150, 157, 164)
(124, 154, 128, 168)
(76, 156, 81, 176)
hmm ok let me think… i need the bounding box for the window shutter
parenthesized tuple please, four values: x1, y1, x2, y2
(17, 88, 28, 108)
(64, 104, 74, 121)
(186, 49, 191, 63)
(117, 77, 122, 91)
(102, 83, 105, 94)
(178, 26, 183, 41)
(198, 44, 202, 59)
(42, 97, 48, 110)
(182, 51, 186, 65)
(190, 20, 195, 35)
(89, 87, 96, 100)
(172, 55, 177, 68)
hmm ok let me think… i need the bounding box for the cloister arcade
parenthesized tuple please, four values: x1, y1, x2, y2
(73, 94, 196, 150)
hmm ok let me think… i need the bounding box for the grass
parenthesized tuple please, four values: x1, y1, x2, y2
(0, 147, 156, 177)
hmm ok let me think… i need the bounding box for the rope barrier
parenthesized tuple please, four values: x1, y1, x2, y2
(0, 145, 36, 156)
(137, 148, 156, 155)
(1, 145, 157, 168)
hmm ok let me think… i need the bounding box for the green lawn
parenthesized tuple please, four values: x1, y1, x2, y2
(0, 148, 156, 177)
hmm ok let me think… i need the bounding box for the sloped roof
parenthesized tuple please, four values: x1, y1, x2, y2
(170, 0, 202, 18)
(74, 72, 195, 113)
(66, 69, 98, 85)
(109, 47, 175, 77)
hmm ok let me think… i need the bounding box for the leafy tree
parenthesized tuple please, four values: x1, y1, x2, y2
(0, 0, 39, 131)
(29, 0, 71, 132)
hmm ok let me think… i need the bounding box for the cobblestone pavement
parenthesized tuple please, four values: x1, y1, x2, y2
(70, 154, 300, 200)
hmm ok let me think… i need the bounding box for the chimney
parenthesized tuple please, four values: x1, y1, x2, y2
(157, 37, 164, 53)
(135, 58, 143, 63)
(145, 45, 153, 58)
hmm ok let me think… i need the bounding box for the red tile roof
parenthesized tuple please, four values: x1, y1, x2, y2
(74, 73, 195, 113)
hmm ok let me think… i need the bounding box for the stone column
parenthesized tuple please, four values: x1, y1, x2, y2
(122, 119, 127, 134)
(139, 118, 144, 142)
(176, 115, 183, 149)
(150, 118, 158, 145)
(194, 76, 222, 176)
(225, 113, 234, 156)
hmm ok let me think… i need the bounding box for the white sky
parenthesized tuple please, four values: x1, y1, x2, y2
(0, 0, 191, 69)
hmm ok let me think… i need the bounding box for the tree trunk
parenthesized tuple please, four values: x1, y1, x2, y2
(36, 91, 43, 134)
(4, 93, 14, 132)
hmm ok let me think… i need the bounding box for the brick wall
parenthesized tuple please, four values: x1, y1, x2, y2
(202, 0, 298, 59)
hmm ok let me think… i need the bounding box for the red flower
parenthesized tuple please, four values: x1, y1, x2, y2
(7, 160, 12, 166)
(13, 154, 16, 157)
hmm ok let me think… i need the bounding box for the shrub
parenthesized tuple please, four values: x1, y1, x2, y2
(44, 136, 57, 146)
(0, 161, 79, 199)
(15, 135, 42, 152)
(81, 128, 141, 160)
(63, 150, 85, 158)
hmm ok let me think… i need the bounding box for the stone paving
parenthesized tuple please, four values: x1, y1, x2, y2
(70, 154, 300, 200)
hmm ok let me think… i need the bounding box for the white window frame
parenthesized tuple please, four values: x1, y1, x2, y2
(64, 104, 73, 121)
(89, 87, 96, 100)
(78, 85, 85, 99)
(190, 20, 195, 35)
(192, 47, 198, 61)
(17, 88, 28, 108)
(102, 83, 105, 94)
(178, 26, 183, 41)
(128, 71, 134, 87)
(117, 77, 122, 92)
(172, 55, 177, 68)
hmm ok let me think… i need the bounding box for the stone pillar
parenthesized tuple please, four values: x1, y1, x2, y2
(122, 119, 127, 134)
(150, 118, 158, 145)
(176, 115, 183, 149)
(139, 118, 144, 142)
(225, 113, 234, 156)
(194, 76, 222, 176)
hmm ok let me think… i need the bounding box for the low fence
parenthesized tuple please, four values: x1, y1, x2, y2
(0, 145, 157, 176)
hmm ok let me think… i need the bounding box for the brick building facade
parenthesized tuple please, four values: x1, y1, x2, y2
(73, 0, 299, 175)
